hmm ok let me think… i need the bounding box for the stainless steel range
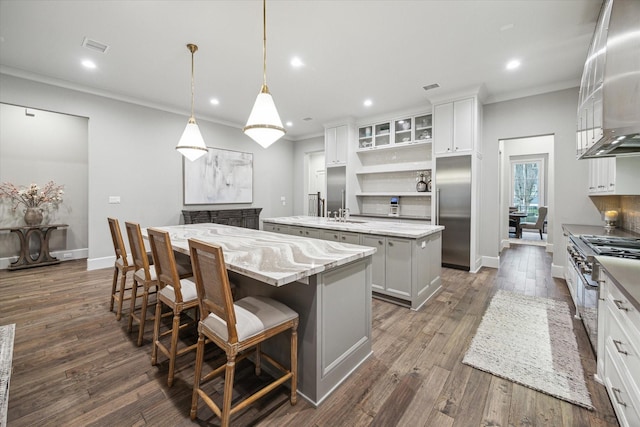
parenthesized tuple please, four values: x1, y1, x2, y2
(566, 234, 640, 354)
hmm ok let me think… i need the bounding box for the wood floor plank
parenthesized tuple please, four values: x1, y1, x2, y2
(0, 242, 619, 427)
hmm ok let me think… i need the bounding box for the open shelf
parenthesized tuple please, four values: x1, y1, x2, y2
(356, 192, 432, 197)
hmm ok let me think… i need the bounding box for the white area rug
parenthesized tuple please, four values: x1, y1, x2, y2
(0, 324, 15, 427)
(463, 290, 593, 409)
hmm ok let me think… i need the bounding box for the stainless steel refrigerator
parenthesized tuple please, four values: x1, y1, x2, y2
(435, 155, 471, 270)
(326, 166, 346, 216)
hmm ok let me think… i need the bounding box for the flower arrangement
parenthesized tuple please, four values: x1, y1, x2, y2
(0, 181, 64, 212)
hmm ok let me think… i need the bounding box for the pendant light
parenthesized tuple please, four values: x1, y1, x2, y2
(243, 0, 285, 148)
(176, 43, 208, 161)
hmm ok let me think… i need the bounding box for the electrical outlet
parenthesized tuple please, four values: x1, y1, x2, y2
(63, 253, 73, 259)
(108, 196, 121, 204)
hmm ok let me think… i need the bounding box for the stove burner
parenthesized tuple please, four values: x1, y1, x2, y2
(592, 245, 640, 260)
(579, 235, 640, 260)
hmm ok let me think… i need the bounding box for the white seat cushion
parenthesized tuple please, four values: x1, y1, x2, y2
(116, 254, 133, 268)
(135, 267, 157, 282)
(159, 278, 198, 303)
(201, 296, 298, 342)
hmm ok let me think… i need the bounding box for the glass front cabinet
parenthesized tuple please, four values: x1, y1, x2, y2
(357, 113, 432, 151)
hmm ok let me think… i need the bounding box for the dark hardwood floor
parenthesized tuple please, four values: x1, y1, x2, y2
(1, 244, 619, 426)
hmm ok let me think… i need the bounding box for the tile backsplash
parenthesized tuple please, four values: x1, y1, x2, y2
(590, 195, 640, 234)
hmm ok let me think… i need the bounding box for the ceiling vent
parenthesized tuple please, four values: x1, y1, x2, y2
(303, 117, 313, 121)
(422, 83, 440, 91)
(81, 37, 110, 53)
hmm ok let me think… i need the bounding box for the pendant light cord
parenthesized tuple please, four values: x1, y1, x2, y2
(187, 43, 198, 120)
(262, 0, 267, 89)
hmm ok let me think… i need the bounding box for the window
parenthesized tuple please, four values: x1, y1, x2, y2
(511, 160, 544, 222)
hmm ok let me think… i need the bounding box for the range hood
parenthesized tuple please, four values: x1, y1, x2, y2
(576, 0, 640, 159)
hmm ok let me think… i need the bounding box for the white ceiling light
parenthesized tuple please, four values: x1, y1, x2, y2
(210, 98, 220, 105)
(243, 0, 285, 149)
(506, 59, 521, 70)
(81, 59, 96, 69)
(291, 57, 304, 68)
(286, 121, 293, 127)
(175, 43, 208, 162)
(364, 99, 373, 107)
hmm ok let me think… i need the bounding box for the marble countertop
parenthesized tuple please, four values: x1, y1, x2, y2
(596, 256, 640, 312)
(262, 216, 444, 239)
(146, 223, 375, 287)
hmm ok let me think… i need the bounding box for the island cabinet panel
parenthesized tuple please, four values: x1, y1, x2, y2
(263, 223, 290, 234)
(361, 235, 412, 299)
(263, 218, 443, 310)
(319, 229, 360, 244)
(289, 225, 321, 239)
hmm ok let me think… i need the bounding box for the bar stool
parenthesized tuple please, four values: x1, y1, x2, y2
(188, 238, 299, 426)
(125, 222, 193, 346)
(147, 227, 199, 387)
(107, 217, 135, 321)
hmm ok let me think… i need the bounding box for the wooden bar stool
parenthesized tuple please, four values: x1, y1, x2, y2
(107, 217, 135, 321)
(147, 227, 199, 387)
(125, 222, 193, 346)
(188, 238, 299, 427)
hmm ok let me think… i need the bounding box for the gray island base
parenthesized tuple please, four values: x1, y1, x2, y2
(145, 223, 374, 406)
(262, 216, 444, 310)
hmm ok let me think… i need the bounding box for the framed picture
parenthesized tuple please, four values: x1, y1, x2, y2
(183, 147, 253, 204)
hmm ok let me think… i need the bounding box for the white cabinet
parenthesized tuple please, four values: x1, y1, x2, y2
(598, 270, 640, 427)
(263, 223, 289, 234)
(262, 221, 442, 310)
(289, 225, 321, 239)
(360, 235, 411, 298)
(434, 97, 474, 156)
(325, 124, 348, 167)
(319, 229, 360, 244)
(588, 156, 640, 195)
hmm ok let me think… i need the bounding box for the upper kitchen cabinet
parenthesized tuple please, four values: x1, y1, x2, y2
(357, 113, 432, 150)
(433, 97, 475, 156)
(325, 123, 350, 167)
(588, 156, 640, 195)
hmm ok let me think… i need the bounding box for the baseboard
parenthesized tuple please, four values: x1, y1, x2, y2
(0, 248, 87, 270)
(481, 256, 500, 269)
(87, 255, 115, 271)
(551, 263, 565, 279)
(545, 243, 554, 253)
(500, 239, 511, 251)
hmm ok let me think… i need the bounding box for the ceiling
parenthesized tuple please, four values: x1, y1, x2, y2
(0, 0, 602, 141)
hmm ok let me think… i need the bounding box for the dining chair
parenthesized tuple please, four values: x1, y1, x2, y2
(125, 222, 192, 346)
(188, 238, 299, 427)
(520, 206, 548, 239)
(107, 217, 136, 321)
(147, 227, 199, 387)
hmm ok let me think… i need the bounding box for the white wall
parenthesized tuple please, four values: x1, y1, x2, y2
(0, 73, 295, 269)
(480, 88, 602, 272)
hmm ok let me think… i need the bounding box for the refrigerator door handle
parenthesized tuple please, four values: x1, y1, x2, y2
(436, 188, 440, 225)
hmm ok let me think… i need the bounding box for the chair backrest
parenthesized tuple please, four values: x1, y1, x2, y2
(125, 221, 152, 281)
(108, 217, 129, 267)
(536, 206, 548, 227)
(147, 227, 184, 302)
(188, 238, 238, 344)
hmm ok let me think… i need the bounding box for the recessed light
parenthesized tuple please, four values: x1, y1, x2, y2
(286, 121, 293, 127)
(506, 59, 521, 70)
(364, 99, 373, 107)
(290, 57, 304, 68)
(82, 59, 96, 69)
(210, 98, 220, 105)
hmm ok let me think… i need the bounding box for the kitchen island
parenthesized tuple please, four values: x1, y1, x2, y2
(145, 223, 375, 406)
(262, 216, 444, 310)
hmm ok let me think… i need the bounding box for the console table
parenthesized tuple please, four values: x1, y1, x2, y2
(182, 208, 262, 230)
(0, 224, 68, 270)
